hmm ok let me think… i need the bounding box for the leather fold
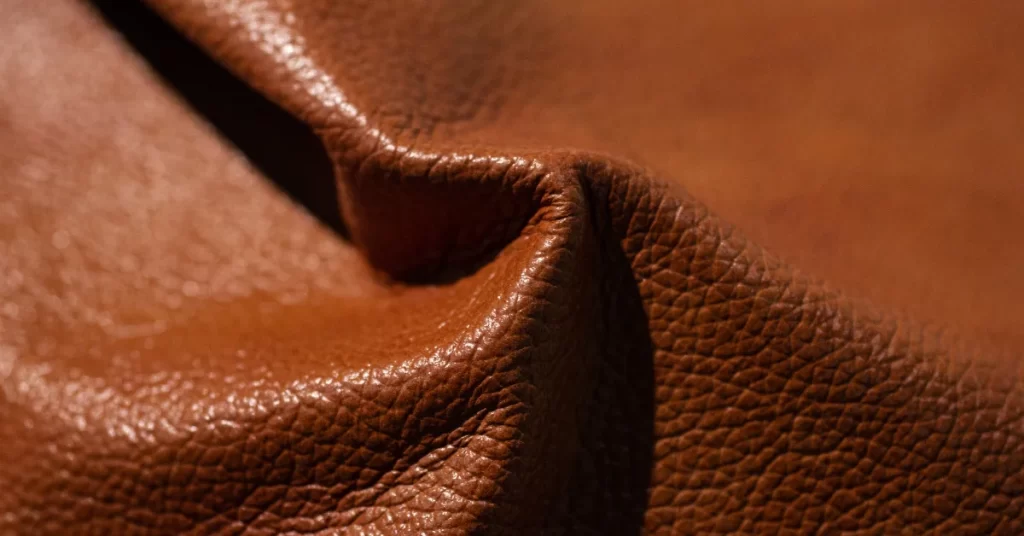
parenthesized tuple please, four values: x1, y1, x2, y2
(1, 0, 1023, 534)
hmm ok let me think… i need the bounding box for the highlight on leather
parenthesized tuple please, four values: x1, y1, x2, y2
(1, 0, 1022, 534)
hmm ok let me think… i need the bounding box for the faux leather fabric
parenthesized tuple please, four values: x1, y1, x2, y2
(2, 0, 1023, 534)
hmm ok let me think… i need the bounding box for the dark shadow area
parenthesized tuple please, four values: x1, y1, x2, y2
(520, 166, 654, 534)
(88, 0, 347, 238)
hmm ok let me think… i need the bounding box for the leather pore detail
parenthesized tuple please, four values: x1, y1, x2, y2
(1, 1, 1023, 534)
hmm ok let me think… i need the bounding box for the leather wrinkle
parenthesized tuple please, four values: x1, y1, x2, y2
(2, 0, 1023, 534)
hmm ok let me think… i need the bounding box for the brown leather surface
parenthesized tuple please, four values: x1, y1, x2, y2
(2, 0, 1023, 534)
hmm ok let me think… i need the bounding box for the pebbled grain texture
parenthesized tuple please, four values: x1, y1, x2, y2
(1, 0, 1023, 534)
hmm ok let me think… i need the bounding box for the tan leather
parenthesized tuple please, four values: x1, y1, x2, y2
(2, 0, 1023, 533)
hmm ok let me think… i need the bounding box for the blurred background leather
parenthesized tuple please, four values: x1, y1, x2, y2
(1, 0, 1022, 533)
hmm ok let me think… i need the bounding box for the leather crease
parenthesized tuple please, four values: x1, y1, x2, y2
(1, 0, 1023, 534)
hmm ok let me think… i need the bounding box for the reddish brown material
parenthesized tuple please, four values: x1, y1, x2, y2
(1, 0, 1023, 533)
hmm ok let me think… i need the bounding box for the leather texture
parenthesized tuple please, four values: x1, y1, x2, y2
(2, 0, 1023, 534)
